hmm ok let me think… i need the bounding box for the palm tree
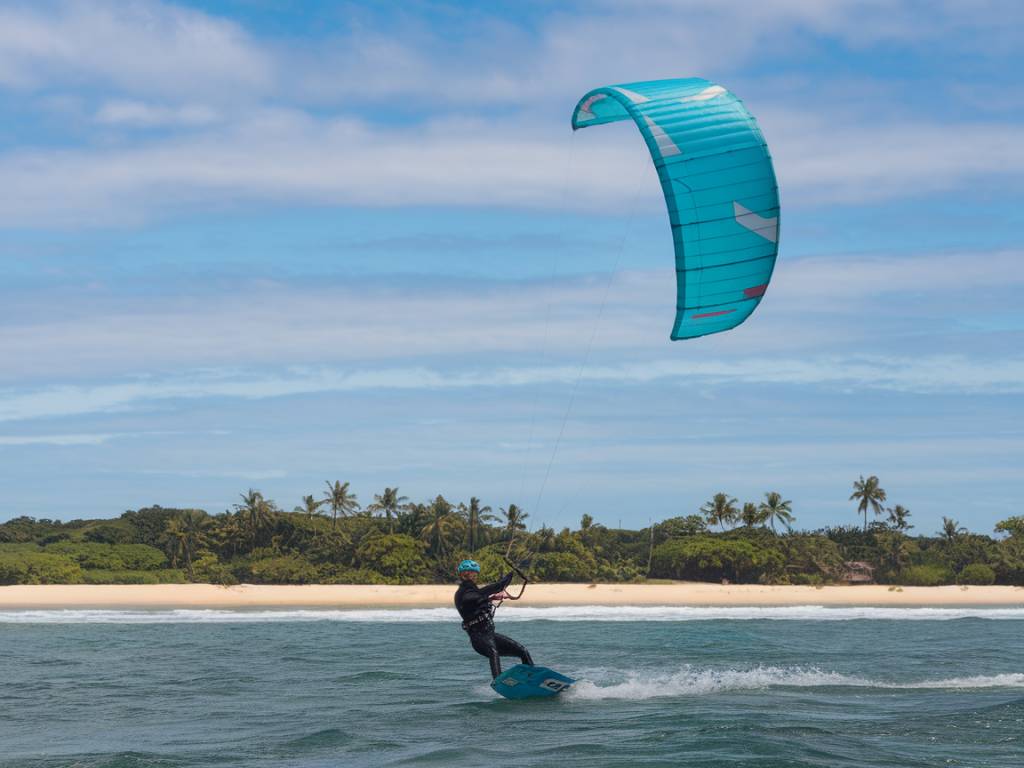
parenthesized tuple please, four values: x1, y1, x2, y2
(179, 509, 210, 580)
(850, 475, 887, 532)
(759, 491, 794, 533)
(420, 496, 461, 558)
(163, 517, 186, 569)
(233, 489, 275, 549)
(368, 487, 409, 534)
(701, 493, 739, 531)
(499, 504, 529, 541)
(397, 501, 429, 538)
(294, 494, 325, 519)
(940, 516, 966, 543)
(163, 510, 209, 581)
(536, 524, 557, 552)
(323, 480, 360, 529)
(461, 497, 494, 550)
(887, 504, 913, 531)
(210, 513, 245, 559)
(740, 502, 764, 528)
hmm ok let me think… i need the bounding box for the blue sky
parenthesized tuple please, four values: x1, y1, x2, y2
(1, 1, 1022, 534)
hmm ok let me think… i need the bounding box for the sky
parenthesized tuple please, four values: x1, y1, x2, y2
(1, 0, 1022, 534)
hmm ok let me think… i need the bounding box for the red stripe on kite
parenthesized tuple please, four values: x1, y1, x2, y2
(743, 284, 768, 298)
(692, 309, 736, 320)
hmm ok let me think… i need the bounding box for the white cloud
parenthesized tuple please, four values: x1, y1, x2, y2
(764, 110, 1024, 204)
(0, 429, 219, 446)
(95, 100, 220, 127)
(0, 110, 613, 226)
(1, 352, 1021, 424)
(290, 1, 1023, 107)
(0, 432, 115, 446)
(3, 1, 1017, 107)
(768, 248, 1024, 305)
(0, 0, 271, 97)
(1, 249, 1021, 380)
(0, 2, 1020, 224)
(136, 467, 288, 481)
(0, 270, 655, 378)
(0, 106, 1020, 226)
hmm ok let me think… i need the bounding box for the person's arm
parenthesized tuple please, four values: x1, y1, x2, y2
(478, 571, 513, 597)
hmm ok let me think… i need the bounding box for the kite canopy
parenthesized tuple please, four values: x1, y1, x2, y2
(572, 78, 779, 340)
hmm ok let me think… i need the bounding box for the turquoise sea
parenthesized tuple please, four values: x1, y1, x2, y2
(2, 605, 1022, 767)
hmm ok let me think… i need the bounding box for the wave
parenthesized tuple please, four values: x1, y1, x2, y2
(566, 666, 1024, 701)
(1, 605, 1022, 624)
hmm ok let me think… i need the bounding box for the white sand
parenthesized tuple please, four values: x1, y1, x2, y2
(1, 583, 1021, 609)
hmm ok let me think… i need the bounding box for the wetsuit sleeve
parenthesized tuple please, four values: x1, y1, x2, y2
(478, 572, 513, 597)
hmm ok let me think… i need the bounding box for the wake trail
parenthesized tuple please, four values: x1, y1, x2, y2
(566, 666, 1024, 701)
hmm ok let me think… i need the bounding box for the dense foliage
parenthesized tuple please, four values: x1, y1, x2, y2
(1, 479, 1021, 586)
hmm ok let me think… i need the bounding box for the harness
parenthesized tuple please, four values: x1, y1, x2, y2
(461, 609, 494, 633)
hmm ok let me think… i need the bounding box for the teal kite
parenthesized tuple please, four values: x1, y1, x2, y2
(572, 78, 779, 340)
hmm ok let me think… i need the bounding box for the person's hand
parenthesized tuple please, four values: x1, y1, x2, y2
(489, 591, 511, 601)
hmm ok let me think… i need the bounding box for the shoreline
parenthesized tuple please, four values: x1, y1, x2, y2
(1, 583, 1022, 609)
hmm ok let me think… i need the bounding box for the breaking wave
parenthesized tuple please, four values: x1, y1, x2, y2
(1, 605, 1022, 624)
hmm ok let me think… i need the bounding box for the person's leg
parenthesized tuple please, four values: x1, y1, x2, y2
(469, 630, 502, 678)
(493, 633, 533, 666)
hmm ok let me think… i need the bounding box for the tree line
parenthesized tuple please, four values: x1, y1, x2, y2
(1, 475, 1022, 587)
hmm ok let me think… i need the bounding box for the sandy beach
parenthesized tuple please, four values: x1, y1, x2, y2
(1, 583, 1021, 609)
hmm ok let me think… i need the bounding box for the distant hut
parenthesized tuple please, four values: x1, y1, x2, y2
(840, 561, 875, 584)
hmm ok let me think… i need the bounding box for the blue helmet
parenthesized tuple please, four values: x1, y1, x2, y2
(457, 559, 481, 573)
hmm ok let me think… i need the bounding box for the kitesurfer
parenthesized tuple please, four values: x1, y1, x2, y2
(454, 559, 533, 679)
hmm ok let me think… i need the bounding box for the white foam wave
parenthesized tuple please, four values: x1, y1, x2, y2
(0, 608, 454, 624)
(565, 667, 1024, 701)
(0, 605, 1021, 624)
(498, 606, 1024, 622)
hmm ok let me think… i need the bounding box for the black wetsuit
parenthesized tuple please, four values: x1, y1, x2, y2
(454, 572, 534, 678)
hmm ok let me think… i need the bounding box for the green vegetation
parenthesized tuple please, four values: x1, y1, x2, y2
(899, 564, 954, 587)
(1, 477, 1021, 586)
(957, 563, 996, 586)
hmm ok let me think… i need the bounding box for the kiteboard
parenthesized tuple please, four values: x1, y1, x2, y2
(491, 664, 575, 700)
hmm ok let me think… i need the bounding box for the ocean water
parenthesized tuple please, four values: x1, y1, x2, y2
(1, 606, 1022, 768)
